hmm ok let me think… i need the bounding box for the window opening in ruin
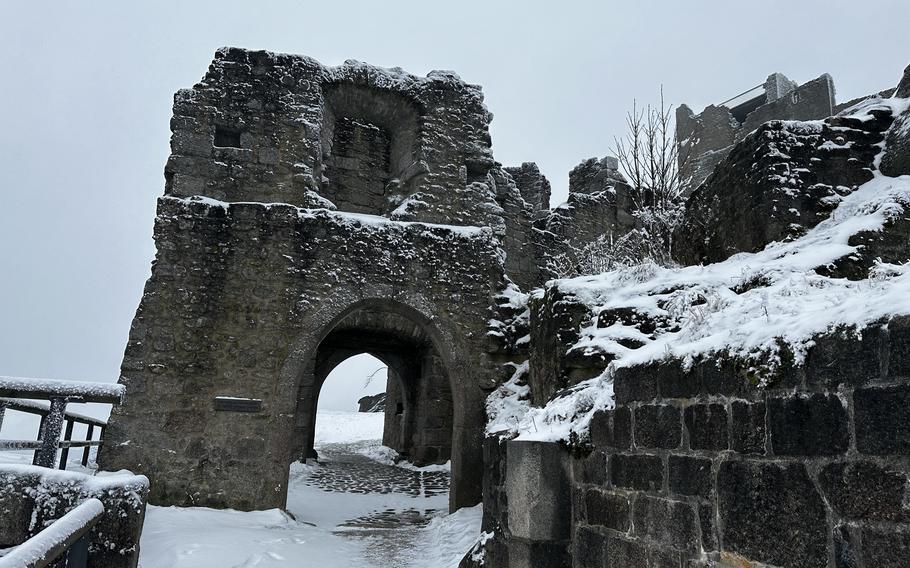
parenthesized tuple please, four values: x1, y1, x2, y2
(213, 125, 242, 148)
(319, 84, 421, 216)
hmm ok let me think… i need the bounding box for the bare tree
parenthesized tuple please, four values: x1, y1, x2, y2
(548, 89, 690, 279)
(612, 87, 690, 211)
(363, 366, 387, 389)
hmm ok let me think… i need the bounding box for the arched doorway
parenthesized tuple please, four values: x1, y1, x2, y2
(304, 344, 453, 467)
(284, 298, 476, 511)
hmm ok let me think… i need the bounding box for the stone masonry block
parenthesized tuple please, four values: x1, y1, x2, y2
(573, 450, 607, 486)
(631, 495, 699, 552)
(699, 503, 717, 553)
(889, 315, 910, 377)
(613, 365, 658, 404)
(859, 527, 910, 568)
(669, 455, 713, 498)
(768, 393, 849, 455)
(654, 360, 698, 399)
(718, 460, 828, 567)
(684, 403, 728, 451)
(818, 460, 910, 522)
(613, 406, 633, 450)
(507, 440, 572, 542)
(583, 488, 630, 532)
(635, 404, 681, 449)
(604, 536, 650, 568)
(590, 407, 631, 450)
(854, 384, 910, 455)
(697, 357, 744, 397)
(805, 326, 887, 387)
(730, 400, 766, 455)
(610, 453, 663, 492)
(572, 526, 606, 568)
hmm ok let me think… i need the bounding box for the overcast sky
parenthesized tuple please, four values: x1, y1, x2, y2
(1, 1, 907, 423)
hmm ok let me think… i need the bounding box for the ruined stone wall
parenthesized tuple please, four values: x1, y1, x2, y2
(100, 48, 557, 512)
(0, 466, 149, 568)
(531, 157, 636, 281)
(676, 101, 896, 266)
(678, 73, 837, 191)
(165, 48, 505, 227)
(739, 74, 835, 137)
(101, 196, 505, 511)
(322, 116, 393, 214)
(505, 163, 552, 216)
(470, 281, 910, 568)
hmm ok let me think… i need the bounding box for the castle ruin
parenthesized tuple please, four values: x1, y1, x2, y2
(95, 48, 910, 568)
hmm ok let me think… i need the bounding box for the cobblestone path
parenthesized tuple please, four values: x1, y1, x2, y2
(298, 441, 450, 567)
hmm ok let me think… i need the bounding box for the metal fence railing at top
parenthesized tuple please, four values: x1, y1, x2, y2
(718, 83, 766, 110)
(0, 377, 123, 470)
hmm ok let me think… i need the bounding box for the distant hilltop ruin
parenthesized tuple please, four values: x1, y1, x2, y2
(677, 71, 895, 189)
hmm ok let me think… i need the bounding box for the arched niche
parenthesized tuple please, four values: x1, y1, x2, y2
(319, 84, 424, 215)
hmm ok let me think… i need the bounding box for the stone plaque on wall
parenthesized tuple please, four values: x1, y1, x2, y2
(213, 396, 263, 413)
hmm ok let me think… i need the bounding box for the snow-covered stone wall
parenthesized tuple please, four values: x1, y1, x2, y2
(0, 465, 148, 567)
(100, 195, 507, 511)
(469, 66, 910, 568)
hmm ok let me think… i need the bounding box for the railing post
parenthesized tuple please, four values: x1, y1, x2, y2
(59, 418, 75, 470)
(34, 396, 67, 468)
(0, 401, 5, 432)
(65, 530, 91, 568)
(33, 414, 47, 466)
(82, 423, 95, 467)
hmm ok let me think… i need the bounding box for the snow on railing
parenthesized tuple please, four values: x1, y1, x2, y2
(0, 377, 123, 403)
(0, 376, 123, 470)
(0, 498, 104, 568)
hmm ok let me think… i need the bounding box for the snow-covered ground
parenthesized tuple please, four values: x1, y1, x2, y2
(0, 410, 479, 568)
(139, 411, 478, 568)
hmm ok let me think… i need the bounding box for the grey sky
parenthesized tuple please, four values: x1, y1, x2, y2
(1, 1, 907, 419)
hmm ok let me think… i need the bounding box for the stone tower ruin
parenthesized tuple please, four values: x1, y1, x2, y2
(100, 46, 630, 512)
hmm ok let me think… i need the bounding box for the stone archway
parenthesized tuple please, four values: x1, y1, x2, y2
(277, 297, 478, 512)
(100, 50, 507, 511)
(298, 305, 454, 466)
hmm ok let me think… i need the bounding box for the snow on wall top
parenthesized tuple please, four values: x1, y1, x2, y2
(0, 463, 148, 492)
(170, 195, 495, 239)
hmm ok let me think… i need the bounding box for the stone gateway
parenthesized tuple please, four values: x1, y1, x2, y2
(97, 47, 910, 568)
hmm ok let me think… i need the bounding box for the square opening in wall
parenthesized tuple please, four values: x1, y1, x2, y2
(214, 125, 242, 148)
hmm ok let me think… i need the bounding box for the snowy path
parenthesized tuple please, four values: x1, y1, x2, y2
(0, 411, 480, 567)
(137, 412, 481, 567)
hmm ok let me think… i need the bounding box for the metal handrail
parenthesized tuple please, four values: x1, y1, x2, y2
(0, 377, 123, 404)
(0, 399, 107, 428)
(0, 377, 122, 470)
(718, 83, 765, 109)
(0, 498, 104, 568)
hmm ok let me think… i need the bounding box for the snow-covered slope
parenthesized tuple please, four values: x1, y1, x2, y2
(492, 96, 910, 444)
